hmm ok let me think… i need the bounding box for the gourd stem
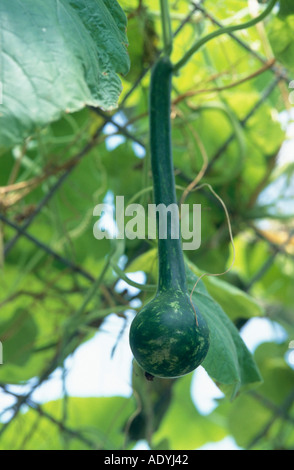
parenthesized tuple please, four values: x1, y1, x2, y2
(149, 57, 187, 292)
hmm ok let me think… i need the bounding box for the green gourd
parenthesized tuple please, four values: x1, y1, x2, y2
(129, 57, 210, 379)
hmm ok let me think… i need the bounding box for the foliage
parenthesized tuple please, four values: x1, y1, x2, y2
(0, 0, 293, 451)
(0, 0, 130, 149)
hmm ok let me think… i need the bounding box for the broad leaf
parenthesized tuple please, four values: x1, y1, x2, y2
(186, 267, 262, 398)
(0, 0, 130, 150)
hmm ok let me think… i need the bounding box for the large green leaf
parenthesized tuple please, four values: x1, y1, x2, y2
(186, 267, 262, 398)
(0, 0, 130, 150)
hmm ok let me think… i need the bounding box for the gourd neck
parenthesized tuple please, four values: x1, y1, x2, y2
(149, 57, 187, 292)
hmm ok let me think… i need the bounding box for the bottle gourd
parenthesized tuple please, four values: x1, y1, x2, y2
(129, 58, 210, 378)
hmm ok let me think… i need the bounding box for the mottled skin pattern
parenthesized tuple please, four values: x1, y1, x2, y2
(129, 290, 210, 378)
